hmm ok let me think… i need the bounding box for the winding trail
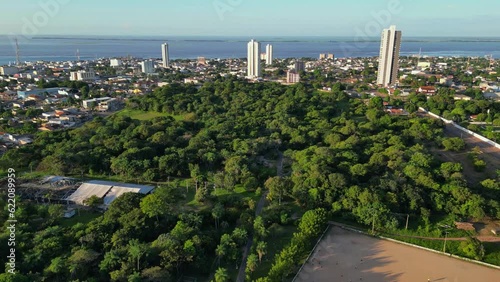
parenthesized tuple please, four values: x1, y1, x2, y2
(236, 151, 283, 282)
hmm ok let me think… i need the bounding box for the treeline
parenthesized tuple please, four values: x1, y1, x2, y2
(404, 88, 500, 124)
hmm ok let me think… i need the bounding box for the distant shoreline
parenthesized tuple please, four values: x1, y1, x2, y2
(1, 34, 499, 65)
(26, 36, 500, 44)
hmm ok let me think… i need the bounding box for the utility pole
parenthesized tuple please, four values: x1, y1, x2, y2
(372, 213, 375, 234)
(443, 231, 448, 253)
(405, 214, 409, 230)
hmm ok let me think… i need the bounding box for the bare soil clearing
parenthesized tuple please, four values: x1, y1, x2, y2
(294, 226, 500, 282)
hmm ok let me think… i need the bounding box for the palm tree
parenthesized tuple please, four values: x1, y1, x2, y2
(215, 244, 226, 267)
(256, 241, 267, 263)
(246, 253, 258, 274)
(214, 267, 229, 282)
(128, 239, 147, 271)
(212, 203, 224, 230)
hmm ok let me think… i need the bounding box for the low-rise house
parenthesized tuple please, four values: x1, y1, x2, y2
(418, 86, 436, 95)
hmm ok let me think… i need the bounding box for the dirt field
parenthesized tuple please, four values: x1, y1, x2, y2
(440, 124, 500, 184)
(294, 226, 500, 282)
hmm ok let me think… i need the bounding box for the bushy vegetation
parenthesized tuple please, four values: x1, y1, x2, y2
(1, 76, 499, 281)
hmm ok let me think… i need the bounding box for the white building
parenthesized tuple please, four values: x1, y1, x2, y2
(377, 25, 402, 87)
(161, 43, 170, 68)
(110, 59, 122, 67)
(70, 70, 96, 81)
(287, 70, 300, 84)
(82, 97, 111, 109)
(140, 60, 155, 74)
(0, 66, 19, 76)
(65, 180, 154, 208)
(247, 39, 261, 78)
(266, 44, 273, 65)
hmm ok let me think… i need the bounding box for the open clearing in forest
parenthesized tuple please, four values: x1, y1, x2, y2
(294, 226, 500, 282)
(441, 123, 500, 182)
(426, 116, 500, 185)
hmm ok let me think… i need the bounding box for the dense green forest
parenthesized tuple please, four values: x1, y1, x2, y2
(1, 77, 499, 281)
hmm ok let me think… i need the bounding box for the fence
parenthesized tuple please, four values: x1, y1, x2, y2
(291, 225, 331, 282)
(419, 107, 500, 149)
(330, 222, 500, 271)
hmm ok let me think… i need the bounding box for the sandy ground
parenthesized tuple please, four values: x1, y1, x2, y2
(294, 226, 500, 282)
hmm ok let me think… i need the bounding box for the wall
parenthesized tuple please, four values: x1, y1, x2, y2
(419, 107, 500, 149)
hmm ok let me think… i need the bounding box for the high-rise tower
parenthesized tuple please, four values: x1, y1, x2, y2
(377, 25, 402, 87)
(265, 44, 273, 65)
(161, 43, 170, 68)
(247, 39, 261, 78)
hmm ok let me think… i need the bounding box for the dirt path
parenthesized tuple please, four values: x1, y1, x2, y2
(236, 151, 283, 282)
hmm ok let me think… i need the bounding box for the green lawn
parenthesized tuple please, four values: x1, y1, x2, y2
(183, 184, 260, 211)
(60, 210, 101, 228)
(251, 224, 297, 280)
(114, 109, 183, 121)
(213, 185, 260, 201)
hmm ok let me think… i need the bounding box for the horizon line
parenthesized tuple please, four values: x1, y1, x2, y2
(2, 34, 500, 38)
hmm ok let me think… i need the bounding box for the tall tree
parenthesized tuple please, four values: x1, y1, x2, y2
(128, 239, 148, 271)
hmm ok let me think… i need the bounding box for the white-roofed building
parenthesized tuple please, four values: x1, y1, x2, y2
(65, 180, 155, 208)
(65, 182, 112, 205)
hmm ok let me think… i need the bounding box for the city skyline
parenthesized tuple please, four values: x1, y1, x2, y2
(1, 1, 500, 37)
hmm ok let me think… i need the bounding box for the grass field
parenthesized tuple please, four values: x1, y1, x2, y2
(60, 210, 101, 228)
(251, 224, 298, 280)
(114, 109, 183, 121)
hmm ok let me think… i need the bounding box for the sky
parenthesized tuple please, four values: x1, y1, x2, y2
(1, 0, 500, 37)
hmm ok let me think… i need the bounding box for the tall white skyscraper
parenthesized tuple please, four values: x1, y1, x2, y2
(377, 25, 402, 87)
(265, 44, 273, 65)
(247, 39, 261, 78)
(161, 43, 170, 68)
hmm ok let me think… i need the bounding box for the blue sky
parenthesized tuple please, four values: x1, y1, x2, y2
(1, 0, 500, 37)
